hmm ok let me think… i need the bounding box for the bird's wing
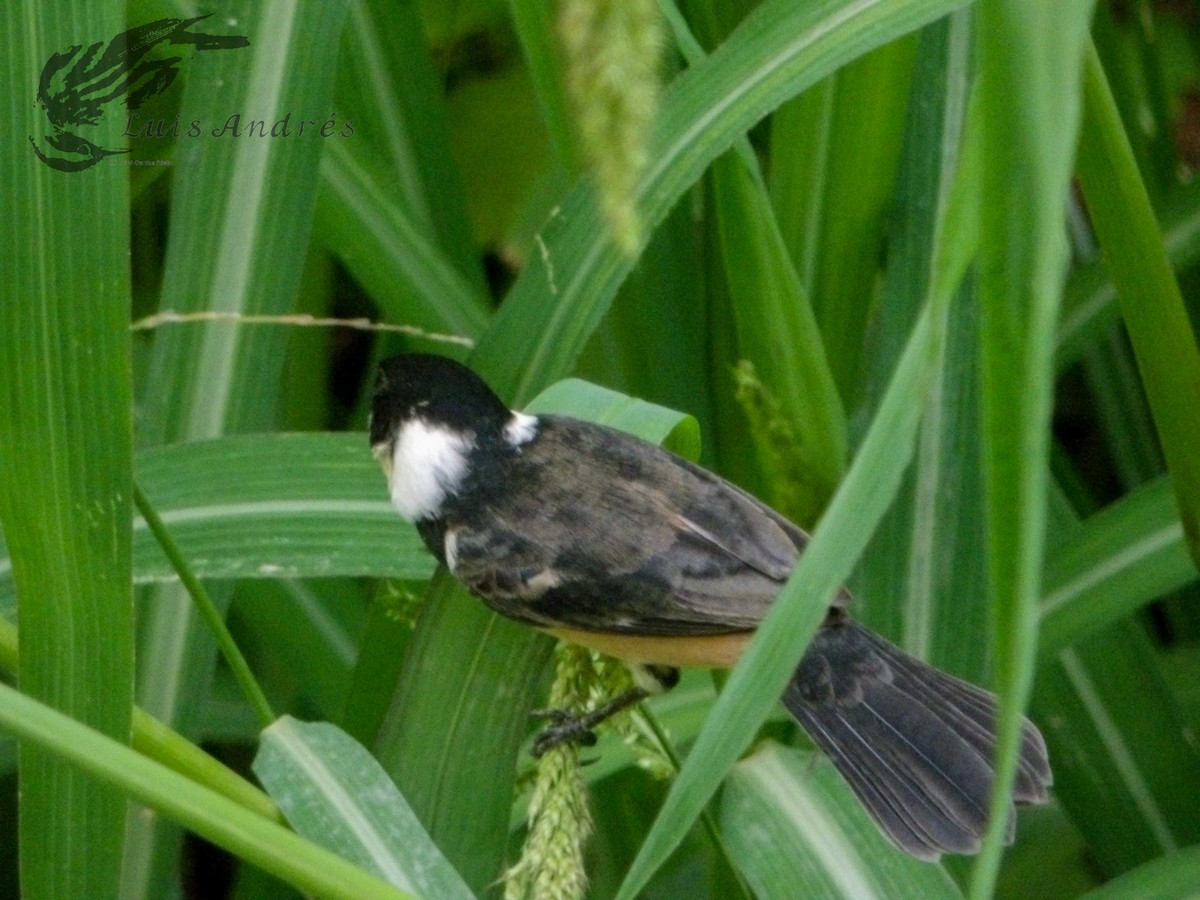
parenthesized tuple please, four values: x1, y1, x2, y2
(446, 416, 806, 636)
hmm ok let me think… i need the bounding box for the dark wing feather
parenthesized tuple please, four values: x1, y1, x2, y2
(444, 416, 806, 636)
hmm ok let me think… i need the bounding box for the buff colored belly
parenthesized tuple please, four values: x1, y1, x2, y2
(543, 626, 753, 668)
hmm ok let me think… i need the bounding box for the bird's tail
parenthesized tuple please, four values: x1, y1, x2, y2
(782, 620, 1051, 860)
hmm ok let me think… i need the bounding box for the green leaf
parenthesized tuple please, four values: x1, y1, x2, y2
(971, 1, 1096, 893)
(1075, 40, 1200, 569)
(711, 150, 846, 524)
(1039, 477, 1197, 656)
(525, 377, 700, 458)
(0, 617, 280, 825)
(0, 683, 413, 900)
(315, 141, 491, 340)
(2, 433, 434, 615)
(841, 13, 987, 682)
(1056, 178, 1200, 372)
(721, 743, 963, 899)
(139, 0, 349, 443)
(373, 569, 551, 895)
(232, 579, 363, 722)
(1080, 846, 1200, 900)
(0, 4, 134, 896)
(128, 4, 353, 891)
(779, 39, 918, 408)
(254, 716, 474, 899)
(508, 0, 578, 171)
(133, 434, 430, 584)
(334, 0, 485, 290)
(1034, 623, 1200, 877)
(472, 0, 973, 403)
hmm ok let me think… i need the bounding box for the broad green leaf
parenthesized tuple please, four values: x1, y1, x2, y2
(525, 377, 700, 457)
(0, 3, 134, 896)
(134, 434, 429, 584)
(0, 682, 412, 900)
(0, 434, 431, 619)
(721, 743, 963, 899)
(254, 716, 474, 899)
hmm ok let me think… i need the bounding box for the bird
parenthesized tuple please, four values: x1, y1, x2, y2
(368, 352, 1051, 860)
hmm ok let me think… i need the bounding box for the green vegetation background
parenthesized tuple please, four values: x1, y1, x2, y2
(1, 0, 1199, 898)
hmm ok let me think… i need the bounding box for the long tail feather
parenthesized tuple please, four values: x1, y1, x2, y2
(782, 621, 1051, 860)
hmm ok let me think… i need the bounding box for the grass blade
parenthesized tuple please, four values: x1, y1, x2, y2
(1035, 625, 1200, 875)
(791, 40, 918, 407)
(508, 0, 578, 171)
(472, 0, 972, 403)
(0, 682, 413, 900)
(255, 716, 474, 898)
(1039, 477, 1196, 655)
(315, 140, 491, 340)
(854, 13, 984, 679)
(133, 483, 275, 729)
(722, 744, 962, 899)
(971, 1, 1095, 893)
(335, 0, 485, 290)
(0, 617, 280, 825)
(1081, 847, 1200, 900)
(1056, 179, 1200, 371)
(0, 4, 133, 896)
(128, 5, 352, 892)
(133, 434, 431, 584)
(710, 151, 846, 524)
(1075, 40, 1200, 569)
(373, 569, 551, 895)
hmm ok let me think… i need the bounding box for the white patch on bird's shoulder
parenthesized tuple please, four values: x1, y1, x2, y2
(521, 567, 561, 597)
(387, 419, 471, 521)
(505, 412, 538, 447)
(444, 528, 459, 572)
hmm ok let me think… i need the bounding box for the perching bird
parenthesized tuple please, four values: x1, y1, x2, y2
(369, 353, 1051, 860)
